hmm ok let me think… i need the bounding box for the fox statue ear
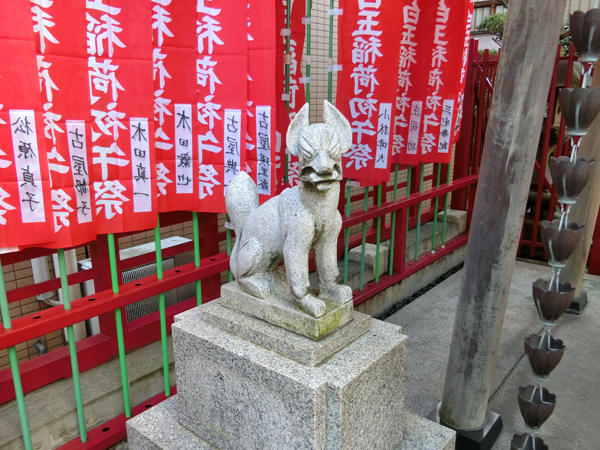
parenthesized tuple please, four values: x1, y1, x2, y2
(286, 103, 310, 157)
(323, 100, 352, 155)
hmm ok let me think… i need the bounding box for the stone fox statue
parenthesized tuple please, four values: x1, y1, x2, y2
(225, 101, 353, 318)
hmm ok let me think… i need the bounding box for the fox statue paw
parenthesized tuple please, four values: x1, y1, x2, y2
(320, 284, 353, 304)
(296, 294, 327, 318)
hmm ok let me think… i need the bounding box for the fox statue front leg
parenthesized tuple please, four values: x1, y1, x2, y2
(283, 220, 328, 318)
(314, 212, 353, 304)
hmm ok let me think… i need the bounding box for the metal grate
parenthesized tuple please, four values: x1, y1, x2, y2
(123, 258, 177, 322)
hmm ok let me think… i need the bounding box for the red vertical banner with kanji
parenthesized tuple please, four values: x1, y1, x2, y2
(196, 0, 248, 213)
(392, 0, 475, 165)
(152, 0, 198, 212)
(0, 0, 55, 249)
(337, 0, 403, 186)
(29, 0, 98, 249)
(86, 0, 157, 234)
(275, 0, 306, 192)
(246, 0, 277, 203)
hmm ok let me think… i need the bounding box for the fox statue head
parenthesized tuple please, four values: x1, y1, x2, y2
(286, 101, 353, 191)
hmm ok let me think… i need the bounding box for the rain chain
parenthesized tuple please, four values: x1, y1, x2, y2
(512, 9, 600, 450)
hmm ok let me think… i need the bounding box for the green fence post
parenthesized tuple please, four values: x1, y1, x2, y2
(153, 217, 171, 397)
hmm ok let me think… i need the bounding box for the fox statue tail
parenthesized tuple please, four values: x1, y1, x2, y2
(225, 172, 259, 278)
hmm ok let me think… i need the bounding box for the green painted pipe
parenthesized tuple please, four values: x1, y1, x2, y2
(305, 0, 312, 106)
(192, 212, 203, 306)
(375, 184, 382, 283)
(442, 163, 451, 246)
(225, 214, 233, 282)
(389, 164, 399, 276)
(432, 163, 442, 251)
(405, 165, 412, 260)
(283, 0, 291, 184)
(153, 217, 170, 397)
(107, 233, 132, 418)
(343, 180, 352, 286)
(57, 249, 87, 441)
(359, 187, 369, 291)
(0, 254, 33, 450)
(327, 0, 334, 102)
(414, 163, 425, 262)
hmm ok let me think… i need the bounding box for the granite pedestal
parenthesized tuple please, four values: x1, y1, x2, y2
(128, 300, 455, 450)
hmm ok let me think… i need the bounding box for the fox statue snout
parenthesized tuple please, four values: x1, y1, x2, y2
(225, 101, 354, 318)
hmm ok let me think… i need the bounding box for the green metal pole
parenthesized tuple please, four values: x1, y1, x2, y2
(56, 249, 87, 442)
(225, 214, 233, 282)
(389, 164, 399, 276)
(359, 187, 369, 291)
(283, 0, 291, 185)
(0, 254, 33, 450)
(343, 180, 352, 285)
(327, 0, 334, 103)
(192, 212, 203, 306)
(432, 163, 442, 251)
(414, 163, 425, 262)
(442, 163, 451, 246)
(107, 233, 132, 418)
(375, 184, 382, 283)
(153, 217, 171, 397)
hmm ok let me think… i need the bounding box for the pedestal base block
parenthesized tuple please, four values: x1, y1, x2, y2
(127, 397, 456, 450)
(173, 305, 407, 450)
(566, 291, 588, 315)
(220, 275, 353, 340)
(427, 404, 502, 450)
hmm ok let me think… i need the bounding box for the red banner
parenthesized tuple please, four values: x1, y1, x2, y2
(86, 0, 157, 234)
(0, 0, 55, 249)
(392, 0, 475, 165)
(196, 0, 248, 213)
(275, 0, 306, 192)
(246, 0, 277, 202)
(337, 0, 403, 186)
(152, 0, 198, 213)
(27, 0, 99, 249)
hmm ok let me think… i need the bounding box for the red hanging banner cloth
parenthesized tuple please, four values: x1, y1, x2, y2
(196, 0, 248, 213)
(0, 0, 55, 249)
(275, 0, 306, 193)
(28, 0, 98, 249)
(391, 0, 475, 165)
(246, 0, 277, 203)
(86, 0, 157, 234)
(153, 0, 198, 213)
(336, 0, 403, 186)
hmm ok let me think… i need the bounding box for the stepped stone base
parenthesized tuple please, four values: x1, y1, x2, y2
(127, 397, 455, 450)
(127, 300, 455, 450)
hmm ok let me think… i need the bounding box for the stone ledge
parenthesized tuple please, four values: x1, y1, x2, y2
(201, 300, 373, 366)
(127, 397, 456, 450)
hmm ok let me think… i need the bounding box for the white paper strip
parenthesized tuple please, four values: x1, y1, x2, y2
(375, 103, 392, 169)
(438, 100, 454, 154)
(174, 104, 194, 194)
(305, 55, 312, 64)
(302, 17, 312, 24)
(223, 109, 242, 194)
(10, 110, 45, 223)
(328, 64, 342, 72)
(406, 101, 423, 155)
(346, 180, 361, 187)
(66, 120, 92, 223)
(130, 118, 152, 212)
(255, 106, 272, 196)
(224, 221, 234, 230)
(280, 28, 291, 36)
(299, 77, 311, 84)
(328, 8, 343, 15)
(281, 93, 291, 101)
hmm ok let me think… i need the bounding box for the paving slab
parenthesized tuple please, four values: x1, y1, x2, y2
(386, 260, 600, 449)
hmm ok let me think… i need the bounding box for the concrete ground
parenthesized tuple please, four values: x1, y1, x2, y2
(386, 260, 600, 450)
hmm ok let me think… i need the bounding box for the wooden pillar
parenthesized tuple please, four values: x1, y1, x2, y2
(560, 71, 600, 296)
(439, 0, 568, 433)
